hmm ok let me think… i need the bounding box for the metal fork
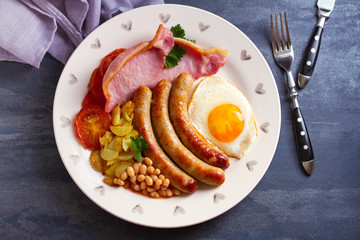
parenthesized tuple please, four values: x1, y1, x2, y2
(271, 12, 315, 175)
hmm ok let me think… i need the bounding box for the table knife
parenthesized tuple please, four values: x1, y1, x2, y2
(298, 0, 335, 88)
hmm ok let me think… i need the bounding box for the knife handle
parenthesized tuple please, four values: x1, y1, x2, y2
(292, 107, 314, 163)
(298, 25, 323, 88)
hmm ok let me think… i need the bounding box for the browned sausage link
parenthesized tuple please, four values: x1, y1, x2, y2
(132, 86, 197, 193)
(151, 80, 225, 186)
(169, 72, 230, 169)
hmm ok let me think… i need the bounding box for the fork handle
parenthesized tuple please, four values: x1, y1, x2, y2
(298, 25, 324, 88)
(292, 107, 314, 165)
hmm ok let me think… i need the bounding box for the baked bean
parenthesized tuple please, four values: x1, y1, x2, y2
(137, 174, 145, 182)
(151, 174, 158, 182)
(147, 166, 155, 174)
(145, 176, 153, 186)
(144, 157, 153, 166)
(150, 192, 160, 198)
(147, 187, 155, 193)
(154, 179, 162, 190)
(142, 189, 148, 195)
(139, 164, 147, 175)
(158, 189, 167, 197)
(114, 178, 125, 186)
(158, 174, 165, 181)
(126, 166, 135, 178)
(163, 178, 170, 188)
(129, 176, 137, 183)
(133, 184, 141, 191)
(140, 181, 147, 190)
(154, 168, 161, 175)
(120, 171, 128, 181)
(173, 188, 181, 196)
(133, 162, 141, 174)
(166, 189, 173, 197)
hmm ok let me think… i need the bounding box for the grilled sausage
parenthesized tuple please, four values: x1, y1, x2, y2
(151, 80, 225, 186)
(133, 86, 197, 193)
(169, 72, 230, 169)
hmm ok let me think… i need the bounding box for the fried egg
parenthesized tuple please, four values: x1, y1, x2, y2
(188, 76, 258, 159)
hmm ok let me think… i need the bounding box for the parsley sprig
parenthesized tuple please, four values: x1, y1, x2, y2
(164, 24, 196, 68)
(164, 45, 186, 68)
(130, 136, 149, 162)
(170, 24, 196, 44)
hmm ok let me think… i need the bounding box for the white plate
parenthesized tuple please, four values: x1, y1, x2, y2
(53, 4, 280, 228)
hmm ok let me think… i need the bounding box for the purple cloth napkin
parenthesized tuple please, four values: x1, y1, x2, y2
(0, 0, 164, 68)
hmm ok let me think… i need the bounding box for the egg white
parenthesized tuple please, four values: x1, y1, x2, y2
(188, 76, 258, 159)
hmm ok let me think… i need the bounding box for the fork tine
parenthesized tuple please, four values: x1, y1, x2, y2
(270, 14, 276, 52)
(284, 12, 291, 48)
(275, 14, 281, 51)
(280, 13, 286, 50)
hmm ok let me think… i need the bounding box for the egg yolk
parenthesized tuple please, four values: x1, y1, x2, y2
(208, 104, 244, 142)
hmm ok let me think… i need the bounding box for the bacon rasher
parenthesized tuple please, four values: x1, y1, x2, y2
(102, 25, 228, 113)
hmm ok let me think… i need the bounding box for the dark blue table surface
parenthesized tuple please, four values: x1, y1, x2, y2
(1, 0, 359, 239)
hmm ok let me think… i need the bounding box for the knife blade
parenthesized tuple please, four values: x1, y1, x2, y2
(297, 0, 335, 88)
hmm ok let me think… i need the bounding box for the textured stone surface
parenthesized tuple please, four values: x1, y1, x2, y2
(1, 0, 359, 239)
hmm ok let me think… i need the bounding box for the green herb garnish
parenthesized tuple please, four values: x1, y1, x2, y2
(130, 136, 149, 162)
(170, 24, 196, 43)
(164, 24, 196, 68)
(164, 45, 186, 68)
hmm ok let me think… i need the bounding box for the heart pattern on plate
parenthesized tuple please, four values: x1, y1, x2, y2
(90, 38, 101, 49)
(122, 20, 132, 31)
(199, 22, 210, 32)
(159, 13, 170, 23)
(60, 116, 71, 128)
(213, 193, 225, 203)
(68, 73, 78, 85)
(246, 161, 257, 171)
(255, 83, 266, 94)
(69, 154, 80, 165)
(173, 206, 185, 215)
(260, 122, 270, 134)
(241, 50, 251, 60)
(95, 186, 105, 196)
(132, 204, 144, 214)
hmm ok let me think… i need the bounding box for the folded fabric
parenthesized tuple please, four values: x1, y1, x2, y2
(0, 0, 164, 68)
